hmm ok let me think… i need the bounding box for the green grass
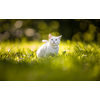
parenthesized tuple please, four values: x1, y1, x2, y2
(0, 39, 100, 81)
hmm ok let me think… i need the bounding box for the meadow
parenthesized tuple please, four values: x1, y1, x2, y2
(0, 39, 100, 81)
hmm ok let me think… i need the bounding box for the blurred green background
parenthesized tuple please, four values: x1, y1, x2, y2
(0, 19, 100, 42)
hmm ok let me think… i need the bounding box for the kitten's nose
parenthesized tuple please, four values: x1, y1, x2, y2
(53, 41, 55, 44)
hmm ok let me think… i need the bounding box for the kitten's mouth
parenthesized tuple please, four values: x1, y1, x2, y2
(52, 43, 57, 46)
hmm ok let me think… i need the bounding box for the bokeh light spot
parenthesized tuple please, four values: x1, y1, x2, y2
(72, 32, 82, 41)
(15, 30, 23, 38)
(50, 31, 60, 36)
(15, 20, 23, 28)
(3, 32, 10, 40)
(24, 28, 35, 37)
(83, 32, 94, 42)
(89, 24, 96, 33)
(38, 21, 47, 30)
(50, 21, 60, 29)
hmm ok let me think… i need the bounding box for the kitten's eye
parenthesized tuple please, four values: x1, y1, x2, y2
(51, 39, 53, 41)
(55, 39, 57, 41)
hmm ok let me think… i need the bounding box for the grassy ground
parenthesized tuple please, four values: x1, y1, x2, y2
(0, 39, 100, 81)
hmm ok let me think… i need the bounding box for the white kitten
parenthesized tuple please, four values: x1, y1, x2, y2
(36, 34, 62, 58)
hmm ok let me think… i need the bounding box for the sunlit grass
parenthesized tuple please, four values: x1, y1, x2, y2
(0, 40, 100, 81)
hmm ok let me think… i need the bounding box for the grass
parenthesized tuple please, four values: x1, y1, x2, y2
(0, 39, 100, 81)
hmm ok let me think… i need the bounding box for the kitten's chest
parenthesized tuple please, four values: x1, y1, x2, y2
(47, 46, 58, 54)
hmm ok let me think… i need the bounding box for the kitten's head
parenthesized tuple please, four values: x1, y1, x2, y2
(49, 34, 62, 46)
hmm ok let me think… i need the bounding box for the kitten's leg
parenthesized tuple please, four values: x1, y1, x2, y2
(57, 46, 59, 54)
(37, 48, 44, 57)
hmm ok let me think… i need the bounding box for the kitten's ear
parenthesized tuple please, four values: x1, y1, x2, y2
(49, 34, 52, 39)
(59, 35, 62, 39)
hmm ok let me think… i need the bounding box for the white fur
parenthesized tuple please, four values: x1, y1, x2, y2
(36, 34, 62, 58)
